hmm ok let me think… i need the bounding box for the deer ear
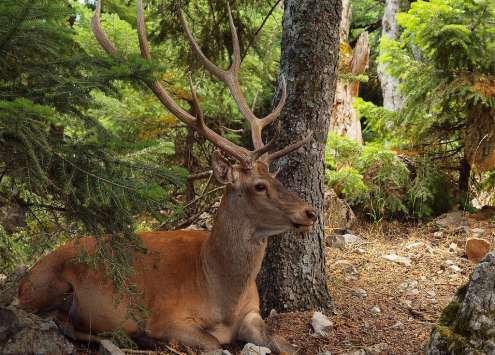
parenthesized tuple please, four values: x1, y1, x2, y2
(211, 151, 234, 185)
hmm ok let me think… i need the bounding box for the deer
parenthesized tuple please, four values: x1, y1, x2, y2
(16, 1, 317, 353)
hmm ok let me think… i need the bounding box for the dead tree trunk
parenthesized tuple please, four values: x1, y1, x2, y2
(330, 1, 369, 145)
(377, 0, 403, 111)
(257, 0, 341, 315)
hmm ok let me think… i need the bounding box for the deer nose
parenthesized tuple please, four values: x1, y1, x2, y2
(305, 208, 317, 222)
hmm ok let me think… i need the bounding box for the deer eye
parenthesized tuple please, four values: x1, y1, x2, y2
(254, 183, 267, 192)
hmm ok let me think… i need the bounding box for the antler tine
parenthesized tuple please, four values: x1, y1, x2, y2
(92, 0, 253, 166)
(263, 131, 314, 165)
(91, 0, 118, 57)
(180, 5, 287, 152)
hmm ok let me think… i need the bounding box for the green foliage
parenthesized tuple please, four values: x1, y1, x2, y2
(325, 133, 455, 220)
(378, 0, 495, 147)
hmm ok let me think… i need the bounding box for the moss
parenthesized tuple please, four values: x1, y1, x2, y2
(439, 300, 461, 327)
(455, 283, 469, 300)
(435, 325, 471, 354)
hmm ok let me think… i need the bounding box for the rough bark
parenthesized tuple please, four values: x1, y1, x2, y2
(425, 251, 495, 354)
(257, 0, 341, 315)
(377, 0, 403, 111)
(464, 105, 495, 172)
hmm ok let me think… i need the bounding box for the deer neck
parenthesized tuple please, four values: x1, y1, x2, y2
(201, 192, 267, 306)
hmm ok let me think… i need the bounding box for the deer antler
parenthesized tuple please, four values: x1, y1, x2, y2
(92, 0, 311, 168)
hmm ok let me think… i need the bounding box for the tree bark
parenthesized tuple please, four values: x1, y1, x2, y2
(377, 0, 403, 111)
(257, 0, 341, 315)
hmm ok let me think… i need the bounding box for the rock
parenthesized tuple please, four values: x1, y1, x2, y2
(405, 242, 423, 249)
(425, 251, 495, 354)
(449, 264, 463, 273)
(391, 321, 404, 329)
(426, 290, 437, 298)
(269, 309, 278, 317)
(352, 288, 368, 298)
(434, 211, 469, 229)
(382, 253, 412, 266)
(448, 242, 461, 254)
(99, 339, 125, 355)
(364, 343, 389, 354)
(356, 248, 367, 254)
(241, 343, 271, 355)
(369, 306, 381, 314)
(472, 228, 485, 237)
(0, 306, 75, 354)
(466, 237, 491, 263)
(324, 189, 356, 230)
(334, 260, 358, 275)
(327, 233, 364, 249)
(400, 280, 418, 291)
(433, 231, 443, 238)
(311, 311, 333, 336)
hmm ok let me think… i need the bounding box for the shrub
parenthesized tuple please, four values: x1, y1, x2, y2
(325, 133, 456, 220)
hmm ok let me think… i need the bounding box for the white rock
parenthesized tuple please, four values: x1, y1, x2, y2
(356, 248, 367, 254)
(433, 231, 443, 238)
(472, 228, 485, 237)
(400, 280, 418, 291)
(241, 343, 271, 355)
(449, 264, 463, 273)
(449, 242, 460, 253)
(311, 311, 334, 336)
(426, 290, 437, 298)
(369, 306, 381, 314)
(328, 233, 364, 249)
(352, 288, 368, 298)
(382, 254, 412, 266)
(391, 321, 404, 329)
(405, 242, 423, 249)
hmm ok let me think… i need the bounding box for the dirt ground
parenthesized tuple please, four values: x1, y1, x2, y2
(105, 211, 494, 355)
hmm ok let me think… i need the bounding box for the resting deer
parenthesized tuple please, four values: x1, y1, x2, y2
(16, 1, 316, 353)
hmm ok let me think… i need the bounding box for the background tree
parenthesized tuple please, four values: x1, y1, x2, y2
(258, 0, 341, 314)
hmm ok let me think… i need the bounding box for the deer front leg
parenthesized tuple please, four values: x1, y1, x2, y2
(147, 323, 221, 351)
(237, 311, 296, 355)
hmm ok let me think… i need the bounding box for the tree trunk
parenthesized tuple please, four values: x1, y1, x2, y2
(377, 0, 403, 111)
(257, 0, 341, 315)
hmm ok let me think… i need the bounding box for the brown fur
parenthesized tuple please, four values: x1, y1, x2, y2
(17, 161, 316, 353)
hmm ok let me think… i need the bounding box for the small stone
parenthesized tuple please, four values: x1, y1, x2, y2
(391, 321, 404, 329)
(334, 260, 358, 275)
(382, 254, 412, 266)
(448, 242, 460, 253)
(241, 343, 271, 355)
(472, 228, 485, 237)
(369, 306, 381, 314)
(406, 242, 424, 249)
(328, 233, 364, 249)
(466, 238, 491, 263)
(449, 264, 463, 273)
(433, 231, 443, 238)
(426, 290, 437, 298)
(356, 248, 367, 254)
(269, 309, 278, 317)
(311, 311, 334, 336)
(352, 288, 368, 298)
(365, 343, 389, 354)
(400, 280, 418, 291)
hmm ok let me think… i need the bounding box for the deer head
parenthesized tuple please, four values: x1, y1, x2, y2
(92, 1, 316, 237)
